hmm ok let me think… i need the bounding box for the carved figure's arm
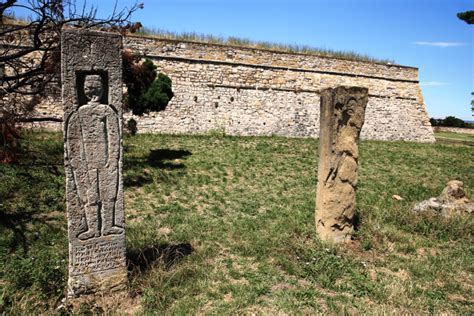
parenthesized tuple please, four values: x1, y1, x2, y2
(67, 113, 84, 169)
(66, 112, 90, 202)
(106, 108, 120, 168)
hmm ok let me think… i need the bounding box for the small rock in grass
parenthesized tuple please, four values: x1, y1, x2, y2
(413, 180, 474, 217)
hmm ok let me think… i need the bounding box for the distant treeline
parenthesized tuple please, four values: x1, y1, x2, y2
(430, 116, 474, 128)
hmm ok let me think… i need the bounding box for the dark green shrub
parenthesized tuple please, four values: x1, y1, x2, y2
(138, 73, 173, 114)
(126, 118, 138, 135)
(123, 53, 173, 116)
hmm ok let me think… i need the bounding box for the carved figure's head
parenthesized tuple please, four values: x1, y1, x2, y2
(83, 75, 103, 102)
(345, 99, 365, 129)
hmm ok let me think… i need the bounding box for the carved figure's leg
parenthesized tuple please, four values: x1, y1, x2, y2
(99, 167, 123, 236)
(77, 168, 100, 240)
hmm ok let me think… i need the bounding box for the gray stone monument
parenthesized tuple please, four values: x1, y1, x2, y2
(62, 29, 126, 297)
(315, 86, 368, 243)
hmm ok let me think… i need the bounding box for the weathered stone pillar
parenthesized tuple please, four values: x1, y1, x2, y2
(62, 29, 126, 297)
(315, 86, 368, 243)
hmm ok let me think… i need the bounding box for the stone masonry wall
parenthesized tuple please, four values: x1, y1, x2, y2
(30, 34, 435, 142)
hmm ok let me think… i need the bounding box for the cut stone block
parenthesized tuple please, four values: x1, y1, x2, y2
(315, 86, 368, 243)
(61, 29, 126, 297)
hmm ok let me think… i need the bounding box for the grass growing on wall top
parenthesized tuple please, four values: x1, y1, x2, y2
(135, 27, 396, 64)
(2, 18, 395, 64)
(0, 131, 472, 313)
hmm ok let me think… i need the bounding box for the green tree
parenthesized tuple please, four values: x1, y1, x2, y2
(457, 10, 474, 24)
(429, 118, 439, 127)
(471, 92, 474, 117)
(457, 10, 473, 116)
(139, 74, 173, 113)
(443, 116, 466, 128)
(430, 116, 470, 128)
(123, 54, 173, 116)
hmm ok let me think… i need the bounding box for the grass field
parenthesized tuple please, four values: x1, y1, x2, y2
(434, 131, 474, 146)
(0, 131, 473, 314)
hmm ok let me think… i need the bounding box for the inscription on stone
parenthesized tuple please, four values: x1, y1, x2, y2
(62, 29, 126, 297)
(315, 86, 368, 243)
(71, 240, 125, 275)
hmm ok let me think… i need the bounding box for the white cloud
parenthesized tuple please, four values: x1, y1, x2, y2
(413, 41, 467, 47)
(420, 81, 452, 86)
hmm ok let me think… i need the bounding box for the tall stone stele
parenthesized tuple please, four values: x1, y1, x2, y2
(315, 86, 368, 243)
(62, 29, 127, 297)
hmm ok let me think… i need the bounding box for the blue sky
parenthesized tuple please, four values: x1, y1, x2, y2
(12, 0, 474, 119)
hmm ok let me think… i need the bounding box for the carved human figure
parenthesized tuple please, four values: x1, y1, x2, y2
(66, 75, 124, 240)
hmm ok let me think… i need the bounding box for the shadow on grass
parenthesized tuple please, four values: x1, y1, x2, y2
(127, 242, 193, 275)
(0, 202, 64, 256)
(124, 170, 155, 187)
(148, 149, 192, 169)
(0, 152, 64, 255)
(124, 149, 192, 187)
(0, 209, 41, 254)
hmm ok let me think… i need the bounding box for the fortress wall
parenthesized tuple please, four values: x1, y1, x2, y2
(125, 36, 419, 81)
(31, 35, 435, 142)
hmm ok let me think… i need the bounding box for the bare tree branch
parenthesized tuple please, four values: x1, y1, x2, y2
(1, 0, 143, 125)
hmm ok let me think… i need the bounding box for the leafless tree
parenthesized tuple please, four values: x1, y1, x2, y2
(0, 0, 142, 124)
